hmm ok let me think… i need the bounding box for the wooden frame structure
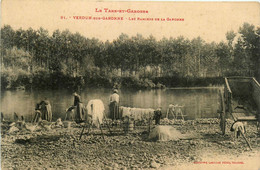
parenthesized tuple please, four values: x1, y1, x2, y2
(79, 116, 112, 140)
(166, 104, 185, 121)
(220, 77, 260, 135)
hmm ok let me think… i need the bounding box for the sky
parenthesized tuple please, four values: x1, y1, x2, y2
(1, 0, 259, 43)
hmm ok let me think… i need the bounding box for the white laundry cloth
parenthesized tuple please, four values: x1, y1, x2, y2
(86, 99, 105, 127)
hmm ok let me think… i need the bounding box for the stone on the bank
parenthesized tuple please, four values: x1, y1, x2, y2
(113, 163, 119, 168)
(54, 118, 63, 128)
(150, 160, 160, 168)
(8, 126, 19, 134)
(104, 166, 113, 170)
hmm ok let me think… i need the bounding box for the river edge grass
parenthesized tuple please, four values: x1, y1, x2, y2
(1, 72, 225, 91)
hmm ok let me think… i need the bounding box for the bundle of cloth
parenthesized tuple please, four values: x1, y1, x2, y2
(148, 125, 201, 141)
(148, 125, 183, 141)
(119, 106, 154, 121)
(86, 99, 105, 128)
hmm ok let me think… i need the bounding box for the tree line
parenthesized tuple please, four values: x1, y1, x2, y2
(1, 23, 259, 90)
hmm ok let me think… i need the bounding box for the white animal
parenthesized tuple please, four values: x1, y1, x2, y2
(230, 121, 246, 139)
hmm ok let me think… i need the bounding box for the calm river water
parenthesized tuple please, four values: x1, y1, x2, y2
(0, 87, 221, 121)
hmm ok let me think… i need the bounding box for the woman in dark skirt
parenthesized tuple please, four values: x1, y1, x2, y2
(39, 98, 52, 122)
(73, 92, 85, 123)
(109, 89, 120, 120)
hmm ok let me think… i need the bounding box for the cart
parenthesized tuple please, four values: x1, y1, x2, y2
(220, 77, 260, 135)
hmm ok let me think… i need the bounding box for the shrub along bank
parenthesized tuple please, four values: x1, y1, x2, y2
(1, 69, 226, 91)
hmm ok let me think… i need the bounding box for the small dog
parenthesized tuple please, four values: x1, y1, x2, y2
(230, 121, 246, 139)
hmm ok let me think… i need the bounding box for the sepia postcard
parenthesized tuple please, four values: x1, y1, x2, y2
(1, 0, 260, 170)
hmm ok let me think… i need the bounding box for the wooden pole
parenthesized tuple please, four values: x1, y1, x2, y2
(220, 89, 226, 135)
(86, 122, 92, 136)
(98, 119, 105, 141)
(79, 120, 91, 140)
(32, 112, 36, 123)
(166, 108, 169, 119)
(148, 113, 151, 133)
(79, 124, 86, 140)
(64, 112, 68, 121)
(104, 116, 112, 135)
(239, 126, 252, 150)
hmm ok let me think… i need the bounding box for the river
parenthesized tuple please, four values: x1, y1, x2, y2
(0, 87, 221, 121)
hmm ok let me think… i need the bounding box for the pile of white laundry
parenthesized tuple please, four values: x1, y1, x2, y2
(119, 106, 154, 120)
(86, 99, 105, 127)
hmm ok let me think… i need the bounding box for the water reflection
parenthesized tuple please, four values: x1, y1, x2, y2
(0, 87, 220, 121)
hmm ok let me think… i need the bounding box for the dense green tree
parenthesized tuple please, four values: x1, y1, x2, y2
(1, 23, 259, 89)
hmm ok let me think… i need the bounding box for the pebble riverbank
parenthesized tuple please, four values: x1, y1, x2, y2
(1, 118, 259, 170)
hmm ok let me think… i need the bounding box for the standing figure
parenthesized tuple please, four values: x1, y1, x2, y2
(74, 92, 85, 123)
(109, 89, 120, 120)
(1, 112, 5, 122)
(39, 98, 52, 122)
(32, 103, 42, 123)
(154, 108, 162, 125)
(65, 106, 75, 121)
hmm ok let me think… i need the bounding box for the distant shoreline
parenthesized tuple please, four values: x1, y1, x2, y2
(166, 86, 223, 90)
